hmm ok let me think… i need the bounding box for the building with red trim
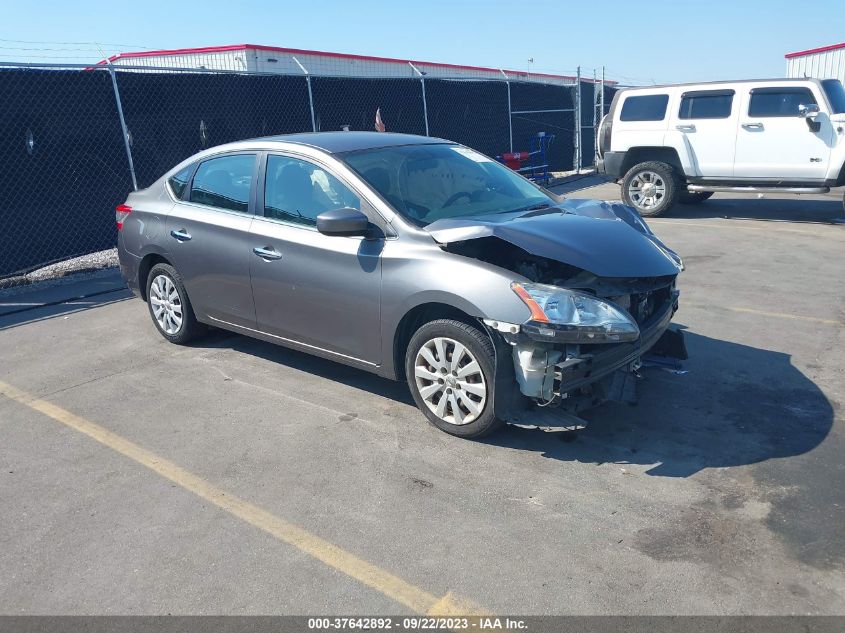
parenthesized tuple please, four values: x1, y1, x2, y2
(103, 44, 611, 86)
(785, 42, 845, 82)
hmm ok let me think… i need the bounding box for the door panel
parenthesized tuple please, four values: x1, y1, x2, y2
(249, 152, 382, 365)
(166, 205, 256, 328)
(668, 88, 738, 177)
(249, 218, 382, 363)
(164, 152, 258, 328)
(734, 86, 834, 179)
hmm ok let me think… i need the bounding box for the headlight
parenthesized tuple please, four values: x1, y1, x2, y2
(512, 282, 640, 343)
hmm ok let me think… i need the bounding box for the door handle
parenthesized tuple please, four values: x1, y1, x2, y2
(742, 122, 764, 130)
(676, 124, 696, 132)
(253, 246, 282, 261)
(170, 229, 192, 242)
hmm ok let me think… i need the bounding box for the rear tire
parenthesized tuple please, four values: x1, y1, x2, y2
(679, 190, 714, 204)
(621, 161, 680, 217)
(405, 319, 503, 439)
(145, 263, 207, 345)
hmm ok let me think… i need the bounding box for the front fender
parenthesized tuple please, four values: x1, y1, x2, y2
(378, 242, 531, 378)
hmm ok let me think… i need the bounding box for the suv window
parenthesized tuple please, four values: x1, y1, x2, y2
(189, 154, 255, 212)
(821, 79, 845, 114)
(749, 87, 817, 117)
(679, 90, 734, 119)
(168, 164, 194, 199)
(620, 94, 669, 121)
(264, 155, 360, 227)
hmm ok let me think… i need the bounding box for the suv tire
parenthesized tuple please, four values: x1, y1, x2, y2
(621, 161, 680, 217)
(146, 263, 207, 345)
(679, 190, 714, 204)
(405, 319, 503, 439)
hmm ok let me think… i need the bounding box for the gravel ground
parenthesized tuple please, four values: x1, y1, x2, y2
(0, 248, 118, 293)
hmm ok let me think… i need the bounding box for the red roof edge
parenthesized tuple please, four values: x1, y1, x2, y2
(102, 44, 616, 84)
(785, 42, 845, 59)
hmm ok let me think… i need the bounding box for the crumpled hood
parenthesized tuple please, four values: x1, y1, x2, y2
(424, 198, 682, 278)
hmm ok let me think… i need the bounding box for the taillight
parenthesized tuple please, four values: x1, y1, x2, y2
(115, 204, 132, 230)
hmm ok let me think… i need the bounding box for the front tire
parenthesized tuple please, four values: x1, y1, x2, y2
(146, 263, 206, 344)
(405, 319, 503, 439)
(621, 161, 680, 217)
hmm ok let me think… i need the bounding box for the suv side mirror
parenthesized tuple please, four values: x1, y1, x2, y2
(316, 207, 370, 237)
(798, 103, 820, 118)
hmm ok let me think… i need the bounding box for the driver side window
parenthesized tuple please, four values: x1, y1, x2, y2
(264, 155, 360, 227)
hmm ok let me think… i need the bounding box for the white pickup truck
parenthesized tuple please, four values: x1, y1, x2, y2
(596, 78, 845, 216)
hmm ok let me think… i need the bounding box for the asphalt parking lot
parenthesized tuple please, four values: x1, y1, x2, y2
(1, 180, 844, 615)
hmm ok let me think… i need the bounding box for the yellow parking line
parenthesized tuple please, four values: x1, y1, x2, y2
(0, 379, 485, 616)
(724, 306, 843, 326)
(649, 219, 845, 237)
(686, 303, 843, 326)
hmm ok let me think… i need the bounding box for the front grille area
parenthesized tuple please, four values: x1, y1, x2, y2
(630, 285, 672, 325)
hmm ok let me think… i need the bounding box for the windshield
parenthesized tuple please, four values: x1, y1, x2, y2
(342, 143, 555, 226)
(822, 79, 845, 114)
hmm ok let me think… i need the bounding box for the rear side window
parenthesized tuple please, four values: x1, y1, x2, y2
(167, 164, 194, 199)
(679, 90, 734, 119)
(190, 154, 255, 212)
(620, 94, 669, 121)
(749, 88, 817, 117)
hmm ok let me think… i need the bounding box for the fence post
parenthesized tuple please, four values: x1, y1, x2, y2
(593, 69, 598, 166)
(409, 62, 429, 136)
(500, 69, 513, 153)
(107, 66, 138, 191)
(600, 66, 605, 118)
(575, 66, 582, 172)
(293, 56, 317, 132)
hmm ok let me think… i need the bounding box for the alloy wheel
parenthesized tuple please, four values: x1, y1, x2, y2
(149, 274, 183, 335)
(628, 170, 666, 210)
(413, 336, 487, 425)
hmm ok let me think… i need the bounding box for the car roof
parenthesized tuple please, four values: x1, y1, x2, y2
(618, 78, 823, 92)
(256, 131, 451, 154)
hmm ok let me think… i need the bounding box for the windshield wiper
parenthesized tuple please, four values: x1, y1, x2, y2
(500, 202, 552, 214)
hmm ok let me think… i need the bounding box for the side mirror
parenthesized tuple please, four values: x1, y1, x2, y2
(798, 103, 820, 118)
(316, 207, 370, 237)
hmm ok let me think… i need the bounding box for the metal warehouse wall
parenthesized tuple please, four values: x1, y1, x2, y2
(786, 47, 845, 82)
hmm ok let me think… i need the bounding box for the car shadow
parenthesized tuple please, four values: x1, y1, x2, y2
(196, 329, 416, 406)
(484, 328, 835, 478)
(197, 327, 833, 480)
(662, 196, 845, 225)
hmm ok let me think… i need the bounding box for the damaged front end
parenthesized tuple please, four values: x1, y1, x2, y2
(426, 199, 688, 426)
(483, 282, 685, 426)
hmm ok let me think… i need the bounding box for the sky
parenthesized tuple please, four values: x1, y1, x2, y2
(2, 0, 844, 84)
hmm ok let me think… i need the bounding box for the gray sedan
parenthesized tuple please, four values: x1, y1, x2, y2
(117, 132, 684, 438)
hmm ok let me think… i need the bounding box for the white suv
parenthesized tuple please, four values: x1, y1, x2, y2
(596, 78, 845, 216)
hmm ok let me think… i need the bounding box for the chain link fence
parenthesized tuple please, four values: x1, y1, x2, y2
(0, 62, 615, 280)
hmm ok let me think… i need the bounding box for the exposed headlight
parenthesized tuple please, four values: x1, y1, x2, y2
(512, 282, 640, 343)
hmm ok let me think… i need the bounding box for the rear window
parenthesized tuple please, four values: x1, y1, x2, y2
(749, 88, 817, 117)
(189, 154, 255, 213)
(679, 90, 734, 119)
(620, 94, 669, 121)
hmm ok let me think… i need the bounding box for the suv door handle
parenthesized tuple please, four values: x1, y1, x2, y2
(742, 122, 764, 130)
(170, 229, 192, 242)
(253, 246, 282, 261)
(676, 124, 696, 132)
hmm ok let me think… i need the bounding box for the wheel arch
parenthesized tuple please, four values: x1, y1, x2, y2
(392, 302, 488, 382)
(137, 253, 173, 302)
(621, 146, 686, 177)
